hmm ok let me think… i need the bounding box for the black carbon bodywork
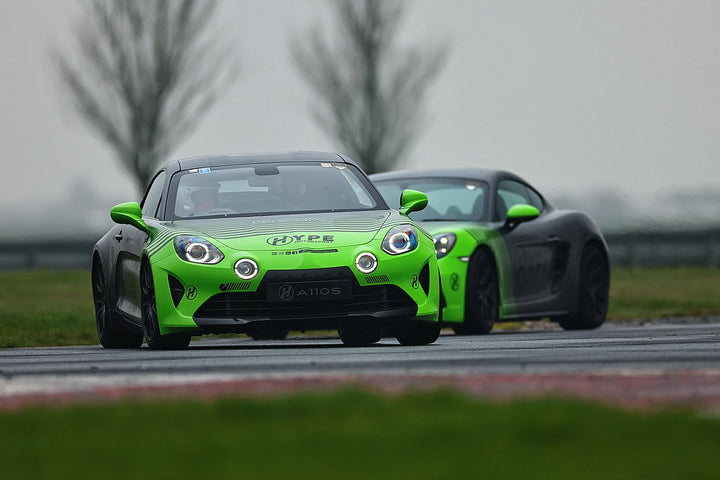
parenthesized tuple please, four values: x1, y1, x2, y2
(371, 168, 609, 326)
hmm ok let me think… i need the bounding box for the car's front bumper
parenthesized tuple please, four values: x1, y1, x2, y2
(149, 243, 440, 335)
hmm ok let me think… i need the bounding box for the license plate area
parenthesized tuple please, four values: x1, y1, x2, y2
(267, 280, 352, 303)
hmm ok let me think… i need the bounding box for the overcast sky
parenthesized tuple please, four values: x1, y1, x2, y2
(1, 0, 719, 217)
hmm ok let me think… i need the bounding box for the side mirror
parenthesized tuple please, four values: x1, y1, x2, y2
(399, 189, 428, 216)
(505, 204, 539, 226)
(110, 202, 148, 232)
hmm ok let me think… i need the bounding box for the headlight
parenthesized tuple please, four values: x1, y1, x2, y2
(174, 236, 224, 264)
(382, 224, 419, 255)
(433, 233, 456, 259)
(355, 252, 378, 274)
(234, 258, 259, 280)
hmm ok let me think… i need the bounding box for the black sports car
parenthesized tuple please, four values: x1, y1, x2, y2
(371, 168, 610, 333)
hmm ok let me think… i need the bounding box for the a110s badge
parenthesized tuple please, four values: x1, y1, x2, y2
(269, 281, 351, 302)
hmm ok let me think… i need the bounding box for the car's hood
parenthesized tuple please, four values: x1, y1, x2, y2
(417, 220, 502, 243)
(418, 220, 484, 235)
(166, 211, 393, 251)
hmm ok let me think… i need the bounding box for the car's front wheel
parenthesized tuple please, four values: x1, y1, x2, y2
(92, 261, 142, 349)
(141, 261, 191, 350)
(453, 248, 498, 335)
(558, 244, 609, 330)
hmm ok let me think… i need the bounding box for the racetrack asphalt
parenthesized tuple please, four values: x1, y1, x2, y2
(2, 319, 720, 410)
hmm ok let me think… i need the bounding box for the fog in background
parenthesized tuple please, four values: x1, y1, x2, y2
(1, 0, 718, 240)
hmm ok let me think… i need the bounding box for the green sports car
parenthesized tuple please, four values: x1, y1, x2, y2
(371, 169, 610, 334)
(92, 152, 440, 349)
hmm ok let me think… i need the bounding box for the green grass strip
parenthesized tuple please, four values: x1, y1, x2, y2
(0, 270, 96, 348)
(1, 390, 719, 479)
(609, 267, 720, 319)
(1, 268, 720, 347)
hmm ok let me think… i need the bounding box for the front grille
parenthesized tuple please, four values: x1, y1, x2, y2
(194, 267, 415, 321)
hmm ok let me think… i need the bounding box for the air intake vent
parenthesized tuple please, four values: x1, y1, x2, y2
(168, 275, 185, 307)
(220, 281, 252, 292)
(551, 243, 571, 294)
(419, 262, 430, 296)
(365, 274, 389, 285)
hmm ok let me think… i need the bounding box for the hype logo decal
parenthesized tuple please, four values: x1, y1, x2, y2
(266, 234, 335, 246)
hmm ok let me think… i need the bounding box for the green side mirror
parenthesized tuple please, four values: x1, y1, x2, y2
(110, 202, 148, 232)
(505, 204, 540, 225)
(399, 189, 428, 216)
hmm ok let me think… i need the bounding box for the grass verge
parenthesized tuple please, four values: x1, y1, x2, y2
(1, 267, 719, 347)
(0, 270, 96, 348)
(1, 390, 719, 479)
(609, 267, 720, 319)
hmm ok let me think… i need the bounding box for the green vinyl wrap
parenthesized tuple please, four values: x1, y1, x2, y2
(422, 222, 515, 323)
(141, 211, 439, 335)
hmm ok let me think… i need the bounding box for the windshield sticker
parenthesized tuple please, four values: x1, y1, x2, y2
(332, 163, 347, 170)
(199, 167, 212, 174)
(252, 217, 321, 224)
(321, 163, 332, 168)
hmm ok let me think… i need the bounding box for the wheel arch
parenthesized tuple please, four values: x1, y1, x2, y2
(583, 237, 610, 268)
(471, 241, 513, 314)
(576, 236, 610, 288)
(91, 248, 114, 307)
(140, 253, 152, 271)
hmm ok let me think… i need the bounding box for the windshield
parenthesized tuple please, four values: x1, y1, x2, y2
(167, 162, 382, 219)
(375, 178, 489, 222)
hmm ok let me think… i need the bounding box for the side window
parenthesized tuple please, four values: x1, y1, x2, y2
(524, 186, 545, 211)
(141, 171, 167, 218)
(496, 180, 543, 220)
(375, 183, 403, 209)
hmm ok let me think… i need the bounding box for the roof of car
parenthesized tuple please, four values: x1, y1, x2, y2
(370, 168, 528, 185)
(165, 151, 356, 171)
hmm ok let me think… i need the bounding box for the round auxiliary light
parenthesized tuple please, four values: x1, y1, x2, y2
(234, 258, 259, 280)
(389, 232, 412, 253)
(186, 242, 210, 263)
(355, 252, 378, 274)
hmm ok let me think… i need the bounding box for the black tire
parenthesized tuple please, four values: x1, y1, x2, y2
(141, 261, 191, 350)
(453, 248, 499, 335)
(338, 324, 382, 346)
(248, 328, 289, 340)
(558, 244, 610, 330)
(396, 320, 441, 346)
(92, 261, 142, 349)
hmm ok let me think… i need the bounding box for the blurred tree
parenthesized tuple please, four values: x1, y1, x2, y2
(292, 0, 447, 174)
(55, 0, 237, 193)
